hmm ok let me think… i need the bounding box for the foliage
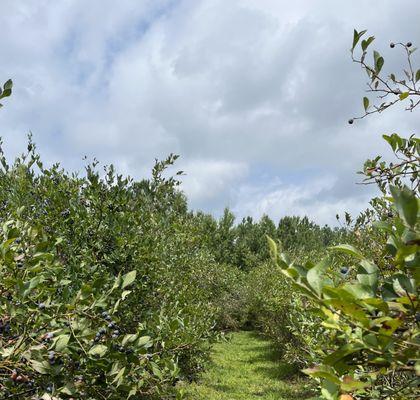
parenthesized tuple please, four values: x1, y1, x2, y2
(361, 133, 419, 193)
(350, 30, 420, 122)
(0, 79, 12, 108)
(0, 219, 169, 399)
(0, 125, 227, 398)
(266, 31, 420, 399)
(269, 176, 419, 399)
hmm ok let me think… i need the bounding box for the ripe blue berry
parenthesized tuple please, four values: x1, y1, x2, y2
(340, 267, 349, 275)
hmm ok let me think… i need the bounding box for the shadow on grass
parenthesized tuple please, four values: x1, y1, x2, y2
(245, 333, 299, 376)
(185, 331, 314, 399)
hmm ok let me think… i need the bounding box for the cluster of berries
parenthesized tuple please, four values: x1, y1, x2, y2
(94, 311, 121, 342)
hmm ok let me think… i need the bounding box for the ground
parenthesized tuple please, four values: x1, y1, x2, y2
(181, 331, 313, 400)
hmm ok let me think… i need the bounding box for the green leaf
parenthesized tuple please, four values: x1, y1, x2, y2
(352, 29, 367, 51)
(137, 336, 152, 347)
(326, 298, 369, 326)
(54, 334, 70, 351)
(373, 51, 382, 72)
(267, 236, 278, 260)
(324, 343, 364, 366)
(390, 185, 418, 227)
(150, 362, 163, 379)
(341, 376, 370, 391)
(363, 97, 369, 111)
(112, 367, 126, 387)
(30, 360, 50, 374)
(399, 92, 409, 100)
(59, 383, 77, 396)
(356, 260, 378, 292)
(361, 36, 375, 51)
(329, 244, 364, 259)
(122, 334, 138, 346)
(121, 270, 136, 289)
(416, 69, 420, 82)
(3, 79, 12, 90)
(0, 89, 12, 100)
(88, 344, 108, 357)
(306, 258, 330, 296)
(321, 379, 340, 400)
(303, 365, 341, 384)
(393, 273, 415, 295)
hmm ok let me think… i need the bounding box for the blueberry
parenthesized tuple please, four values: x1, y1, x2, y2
(38, 303, 46, 310)
(113, 330, 119, 336)
(101, 311, 108, 318)
(48, 351, 55, 360)
(94, 336, 100, 342)
(340, 267, 349, 275)
(407, 42, 412, 48)
(99, 327, 106, 335)
(390, 42, 395, 48)
(348, 119, 354, 125)
(105, 315, 111, 321)
(111, 334, 118, 339)
(108, 322, 115, 329)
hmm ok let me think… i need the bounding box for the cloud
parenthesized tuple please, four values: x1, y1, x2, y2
(232, 175, 374, 226)
(178, 159, 248, 207)
(0, 0, 419, 225)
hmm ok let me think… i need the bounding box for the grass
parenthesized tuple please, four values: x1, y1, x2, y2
(181, 331, 313, 400)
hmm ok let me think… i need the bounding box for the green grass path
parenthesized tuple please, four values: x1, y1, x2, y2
(182, 331, 311, 400)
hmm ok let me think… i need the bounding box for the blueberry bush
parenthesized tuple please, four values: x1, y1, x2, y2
(268, 32, 419, 399)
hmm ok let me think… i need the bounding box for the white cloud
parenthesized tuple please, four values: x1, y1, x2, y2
(0, 0, 419, 225)
(233, 176, 374, 226)
(178, 159, 248, 203)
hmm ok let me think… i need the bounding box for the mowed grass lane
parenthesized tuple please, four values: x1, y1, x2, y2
(182, 331, 312, 400)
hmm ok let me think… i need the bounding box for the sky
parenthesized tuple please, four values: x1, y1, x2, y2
(0, 0, 419, 226)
